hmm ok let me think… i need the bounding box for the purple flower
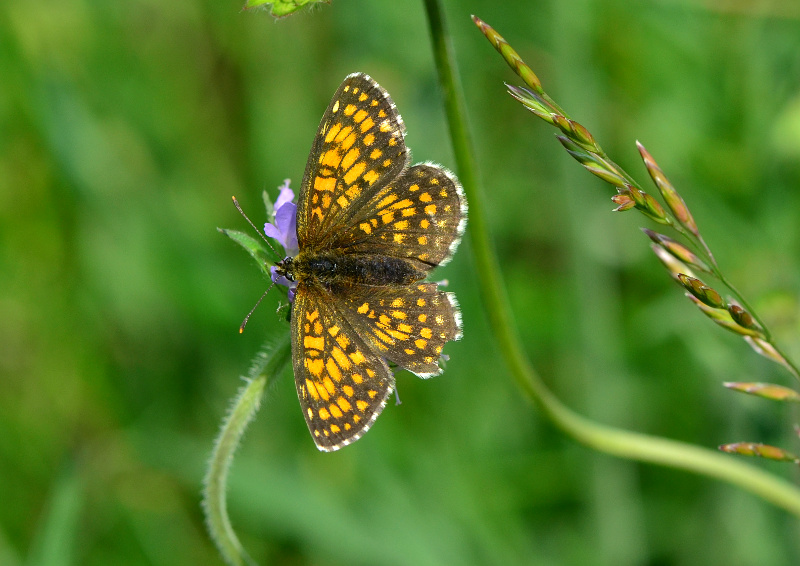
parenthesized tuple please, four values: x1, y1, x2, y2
(264, 179, 299, 258)
(270, 265, 296, 302)
(265, 180, 299, 301)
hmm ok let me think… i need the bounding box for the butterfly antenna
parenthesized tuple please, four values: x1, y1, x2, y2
(231, 196, 281, 259)
(239, 281, 275, 333)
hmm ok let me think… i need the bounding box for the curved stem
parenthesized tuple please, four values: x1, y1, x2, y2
(423, 0, 800, 516)
(203, 334, 292, 566)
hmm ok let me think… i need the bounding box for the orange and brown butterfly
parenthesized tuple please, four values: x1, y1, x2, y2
(267, 72, 467, 451)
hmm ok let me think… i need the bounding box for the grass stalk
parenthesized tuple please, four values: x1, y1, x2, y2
(422, 1, 800, 516)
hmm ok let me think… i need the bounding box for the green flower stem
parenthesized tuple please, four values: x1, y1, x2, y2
(423, 1, 800, 516)
(203, 334, 292, 566)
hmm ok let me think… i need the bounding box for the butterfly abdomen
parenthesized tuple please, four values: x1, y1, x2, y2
(294, 251, 426, 287)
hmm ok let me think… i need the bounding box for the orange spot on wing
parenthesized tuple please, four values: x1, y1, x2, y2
(388, 198, 414, 210)
(341, 148, 360, 171)
(343, 162, 366, 185)
(305, 379, 320, 400)
(333, 125, 353, 143)
(325, 123, 342, 142)
(360, 117, 375, 132)
(341, 132, 357, 151)
(350, 350, 366, 365)
(331, 347, 351, 370)
(314, 176, 336, 192)
(374, 329, 396, 345)
(307, 358, 324, 378)
(367, 171, 385, 188)
(321, 149, 342, 167)
(304, 336, 324, 351)
(326, 358, 342, 382)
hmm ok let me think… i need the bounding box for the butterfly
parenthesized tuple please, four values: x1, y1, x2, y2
(273, 73, 467, 451)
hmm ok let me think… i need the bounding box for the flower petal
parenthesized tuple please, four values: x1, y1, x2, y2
(274, 182, 295, 210)
(262, 179, 299, 257)
(270, 265, 291, 287)
(270, 266, 297, 303)
(264, 222, 282, 241)
(274, 202, 298, 256)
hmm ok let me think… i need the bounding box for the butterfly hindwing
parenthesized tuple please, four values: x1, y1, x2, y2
(336, 282, 462, 378)
(291, 283, 395, 451)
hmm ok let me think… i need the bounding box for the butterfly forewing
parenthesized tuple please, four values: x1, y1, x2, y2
(297, 73, 409, 250)
(291, 284, 395, 451)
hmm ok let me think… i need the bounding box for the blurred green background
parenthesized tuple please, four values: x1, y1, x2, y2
(4, 0, 800, 564)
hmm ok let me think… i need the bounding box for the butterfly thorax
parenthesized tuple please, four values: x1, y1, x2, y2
(278, 251, 426, 288)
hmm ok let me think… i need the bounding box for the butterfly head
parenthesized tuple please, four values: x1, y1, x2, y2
(275, 256, 295, 281)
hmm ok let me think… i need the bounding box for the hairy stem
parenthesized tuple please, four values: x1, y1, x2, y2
(203, 334, 292, 566)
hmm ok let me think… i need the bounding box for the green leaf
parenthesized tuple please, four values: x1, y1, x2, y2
(244, 0, 329, 18)
(218, 228, 273, 276)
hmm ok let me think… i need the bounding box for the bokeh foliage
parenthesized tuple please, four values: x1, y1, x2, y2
(3, 1, 800, 564)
